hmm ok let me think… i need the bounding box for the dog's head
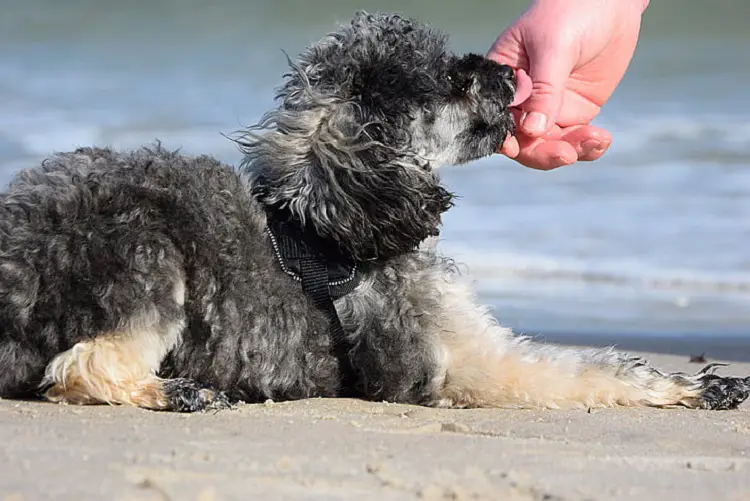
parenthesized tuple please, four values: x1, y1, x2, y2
(238, 12, 516, 261)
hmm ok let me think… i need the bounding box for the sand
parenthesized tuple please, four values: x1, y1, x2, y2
(2, 347, 749, 501)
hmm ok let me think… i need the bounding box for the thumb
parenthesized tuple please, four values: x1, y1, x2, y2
(521, 48, 575, 137)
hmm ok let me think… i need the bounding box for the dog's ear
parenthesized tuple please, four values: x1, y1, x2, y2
(236, 70, 453, 261)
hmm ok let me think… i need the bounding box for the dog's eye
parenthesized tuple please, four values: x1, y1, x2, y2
(448, 75, 473, 96)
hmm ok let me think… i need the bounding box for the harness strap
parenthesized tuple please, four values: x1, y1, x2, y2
(298, 255, 357, 393)
(267, 219, 359, 395)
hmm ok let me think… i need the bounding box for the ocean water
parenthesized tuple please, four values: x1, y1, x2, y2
(1, 0, 748, 338)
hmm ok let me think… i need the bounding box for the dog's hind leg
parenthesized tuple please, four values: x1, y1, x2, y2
(41, 271, 227, 412)
(430, 279, 750, 410)
(42, 325, 226, 412)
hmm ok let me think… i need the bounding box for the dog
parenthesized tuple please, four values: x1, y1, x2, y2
(0, 12, 747, 412)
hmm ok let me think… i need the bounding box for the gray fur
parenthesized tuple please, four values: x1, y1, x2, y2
(0, 12, 513, 404)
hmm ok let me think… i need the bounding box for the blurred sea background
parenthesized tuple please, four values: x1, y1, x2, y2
(1, 0, 748, 350)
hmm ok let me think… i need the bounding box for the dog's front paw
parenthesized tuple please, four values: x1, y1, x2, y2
(162, 378, 232, 413)
(697, 374, 750, 410)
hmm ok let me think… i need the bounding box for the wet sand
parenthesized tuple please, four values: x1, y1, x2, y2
(2, 345, 749, 501)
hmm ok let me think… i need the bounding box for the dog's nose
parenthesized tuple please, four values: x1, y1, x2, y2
(498, 64, 514, 82)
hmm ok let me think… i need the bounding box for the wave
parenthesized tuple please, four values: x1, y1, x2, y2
(0, 122, 247, 168)
(595, 111, 750, 160)
(442, 246, 750, 296)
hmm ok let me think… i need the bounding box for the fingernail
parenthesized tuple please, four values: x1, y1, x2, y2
(581, 139, 605, 153)
(522, 112, 547, 134)
(553, 155, 573, 167)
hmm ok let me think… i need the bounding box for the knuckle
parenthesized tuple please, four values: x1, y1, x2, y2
(530, 80, 558, 99)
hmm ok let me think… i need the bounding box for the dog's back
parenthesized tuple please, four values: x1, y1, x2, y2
(0, 144, 348, 410)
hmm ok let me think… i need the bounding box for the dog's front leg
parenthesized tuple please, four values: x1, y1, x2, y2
(431, 278, 750, 410)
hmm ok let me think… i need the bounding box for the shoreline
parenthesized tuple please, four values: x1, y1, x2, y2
(536, 331, 750, 363)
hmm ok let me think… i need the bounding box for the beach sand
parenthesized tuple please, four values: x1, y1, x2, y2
(2, 344, 749, 501)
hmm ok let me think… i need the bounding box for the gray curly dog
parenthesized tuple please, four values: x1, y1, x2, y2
(0, 12, 747, 412)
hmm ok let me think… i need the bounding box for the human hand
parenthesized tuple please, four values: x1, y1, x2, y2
(489, 0, 650, 170)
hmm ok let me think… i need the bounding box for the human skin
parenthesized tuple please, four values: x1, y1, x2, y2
(489, 0, 651, 170)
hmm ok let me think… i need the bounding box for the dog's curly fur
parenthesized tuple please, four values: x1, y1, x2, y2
(0, 12, 748, 412)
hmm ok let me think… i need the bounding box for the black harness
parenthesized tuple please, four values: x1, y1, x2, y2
(265, 215, 362, 393)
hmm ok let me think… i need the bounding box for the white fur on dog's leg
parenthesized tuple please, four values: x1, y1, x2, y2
(436, 333, 645, 409)
(42, 316, 184, 409)
(430, 277, 747, 409)
(436, 335, 705, 409)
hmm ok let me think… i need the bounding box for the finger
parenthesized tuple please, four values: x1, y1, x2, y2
(579, 140, 610, 162)
(511, 124, 613, 169)
(520, 46, 576, 138)
(513, 137, 578, 170)
(557, 125, 613, 161)
(499, 135, 520, 158)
